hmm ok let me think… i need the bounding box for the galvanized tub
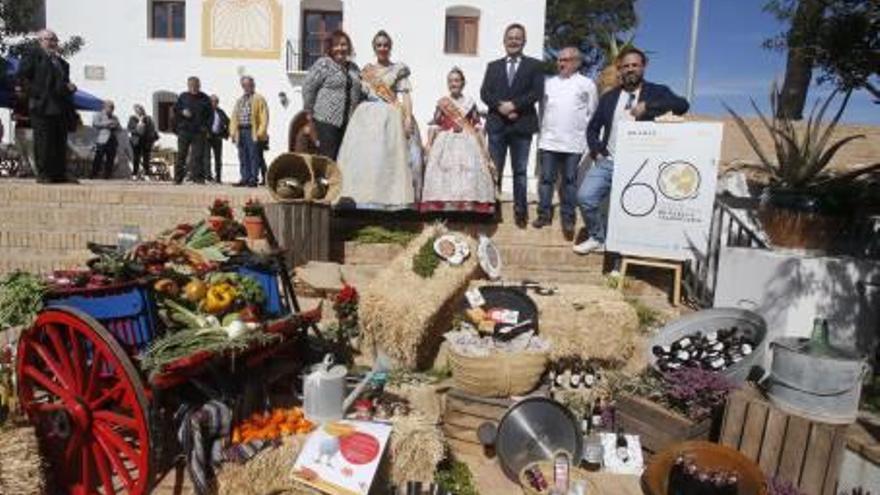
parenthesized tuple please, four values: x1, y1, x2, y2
(767, 337, 869, 424)
(649, 308, 768, 384)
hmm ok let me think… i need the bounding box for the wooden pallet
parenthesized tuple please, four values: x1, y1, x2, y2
(720, 386, 849, 495)
(615, 394, 712, 455)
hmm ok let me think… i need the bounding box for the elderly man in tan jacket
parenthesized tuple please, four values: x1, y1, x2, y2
(230, 75, 269, 187)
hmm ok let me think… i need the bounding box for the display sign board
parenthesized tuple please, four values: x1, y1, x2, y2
(606, 122, 723, 261)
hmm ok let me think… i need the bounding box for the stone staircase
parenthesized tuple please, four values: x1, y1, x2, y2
(0, 179, 272, 275)
(0, 179, 605, 287)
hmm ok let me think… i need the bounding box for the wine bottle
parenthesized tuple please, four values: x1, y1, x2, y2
(724, 472, 739, 495)
(615, 426, 630, 463)
(652, 344, 671, 357)
(554, 358, 568, 388)
(667, 453, 686, 495)
(681, 460, 699, 494)
(591, 401, 604, 432)
(569, 359, 582, 389)
(672, 336, 693, 351)
(695, 470, 712, 495)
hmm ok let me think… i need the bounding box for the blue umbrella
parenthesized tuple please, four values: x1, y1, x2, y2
(0, 56, 104, 111)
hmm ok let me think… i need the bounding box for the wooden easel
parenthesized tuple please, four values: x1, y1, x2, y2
(619, 255, 683, 306)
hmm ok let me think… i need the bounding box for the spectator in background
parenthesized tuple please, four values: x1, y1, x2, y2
(534, 46, 598, 240)
(229, 75, 269, 188)
(205, 94, 230, 183)
(173, 76, 212, 184)
(18, 29, 78, 184)
(480, 23, 544, 228)
(573, 47, 689, 254)
(127, 104, 158, 180)
(90, 100, 120, 179)
(11, 83, 36, 177)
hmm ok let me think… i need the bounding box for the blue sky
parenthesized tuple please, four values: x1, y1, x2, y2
(633, 0, 878, 124)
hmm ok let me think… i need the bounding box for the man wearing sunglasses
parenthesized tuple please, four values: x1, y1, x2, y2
(573, 47, 689, 254)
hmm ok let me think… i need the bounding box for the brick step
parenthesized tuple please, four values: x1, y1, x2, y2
(0, 179, 271, 207)
(0, 204, 207, 229)
(339, 241, 604, 270)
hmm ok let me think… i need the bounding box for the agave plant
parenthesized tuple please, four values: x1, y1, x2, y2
(724, 83, 880, 196)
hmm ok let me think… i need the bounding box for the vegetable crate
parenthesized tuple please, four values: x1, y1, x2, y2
(14, 263, 318, 495)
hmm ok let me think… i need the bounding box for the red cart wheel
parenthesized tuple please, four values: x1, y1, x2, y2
(17, 307, 152, 495)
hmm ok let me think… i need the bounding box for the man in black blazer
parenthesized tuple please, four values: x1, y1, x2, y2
(573, 47, 689, 254)
(480, 23, 544, 227)
(18, 29, 78, 184)
(205, 94, 230, 183)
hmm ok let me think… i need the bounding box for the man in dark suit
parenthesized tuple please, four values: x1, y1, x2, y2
(18, 29, 78, 184)
(573, 47, 689, 254)
(173, 76, 212, 184)
(205, 94, 230, 183)
(480, 23, 544, 227)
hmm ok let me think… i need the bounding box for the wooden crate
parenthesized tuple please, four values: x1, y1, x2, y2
(615, 394, 712, 455)
(442, 389, 512, 458)
(720, 386, 849, 495)
(265, 202, 330, 267)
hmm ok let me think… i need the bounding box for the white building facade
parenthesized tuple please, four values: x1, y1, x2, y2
(44, 0, 546, 185)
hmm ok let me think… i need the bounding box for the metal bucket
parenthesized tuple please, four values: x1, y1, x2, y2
(767, 337, 870, 424)
(649, 308, 768, 384)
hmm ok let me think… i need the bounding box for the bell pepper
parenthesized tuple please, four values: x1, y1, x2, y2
(203, 283, 237, 314)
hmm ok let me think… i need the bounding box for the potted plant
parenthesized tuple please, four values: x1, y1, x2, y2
(724, 85, 880, 251)
(208, 198, 233, 230)
(242, 198, 266, 240)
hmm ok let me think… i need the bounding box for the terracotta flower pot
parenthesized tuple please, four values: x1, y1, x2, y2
(208, 215, 227, 231)
(243, 215, 266, 240)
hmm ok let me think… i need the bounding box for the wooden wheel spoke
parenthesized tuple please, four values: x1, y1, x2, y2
(31, 402, 66, 414)
(28, 340, 74, 391)
(47, 323, 77, 389)
(68, 326, 86, 393)
(89, 382, 125, 410)
(81, 444, 94, 493)
(95, 431, 134, 492)
(65, 430, 83, 465)
(94, 410, 138, 431)
(91, 441, 115, 495)
(84, 352, 105, 400)
(94, 423, 141, 472)
(23, 365, 75, 404)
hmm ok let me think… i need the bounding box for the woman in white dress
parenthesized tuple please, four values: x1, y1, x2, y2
(335, 30, 423, 210)
(420, 68, 496, 214)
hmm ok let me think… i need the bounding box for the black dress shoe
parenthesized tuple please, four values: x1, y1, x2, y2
(562, 225, 575, 241)
(531, 217, 551, 229)
(515, 215, 528, 229)
(233, 181, 247, 187)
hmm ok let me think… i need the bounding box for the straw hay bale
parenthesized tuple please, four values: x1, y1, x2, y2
(217, 436, 319, 495)
(0, 425, 45, 495)
(360, 225, 480, 369)
(389, 415, 446, 485)
(528, 283, 640, 367)
(385, 382, 449, 425)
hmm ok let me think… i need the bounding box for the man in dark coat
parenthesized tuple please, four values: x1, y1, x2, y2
(127, 104, 159, 180)
(173, 76, 212, 184)
(573, 47, 690, 254)
(17, 29, 78, 184)
(205, 94, 230, 183)
(480, 23, 544, 227)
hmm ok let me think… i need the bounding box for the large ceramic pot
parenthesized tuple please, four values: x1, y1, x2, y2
(758, 189, 851, 251)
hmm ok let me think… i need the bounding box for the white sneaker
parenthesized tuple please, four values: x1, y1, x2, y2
(573, 237, 605, 254)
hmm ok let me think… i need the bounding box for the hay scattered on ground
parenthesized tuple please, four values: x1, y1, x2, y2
(389, 414, 446, 485)
(360, 224, 480, 369)
(217, 436, 319, 495)
(0, 425, 45, 495)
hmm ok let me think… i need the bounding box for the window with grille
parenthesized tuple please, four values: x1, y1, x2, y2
(301, 10, 342, 71)
(445, 14, 479, 55)
(150, 0, 185, 40)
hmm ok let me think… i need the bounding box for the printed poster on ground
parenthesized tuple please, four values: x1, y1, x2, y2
(606, 121, 724, 261)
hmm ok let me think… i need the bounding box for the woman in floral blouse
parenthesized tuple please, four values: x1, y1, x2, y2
(302, 30, 362, 160)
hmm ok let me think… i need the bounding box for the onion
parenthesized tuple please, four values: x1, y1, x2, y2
(225, 320, 247, 339)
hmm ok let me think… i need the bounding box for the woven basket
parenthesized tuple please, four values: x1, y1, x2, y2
(449, 349, 547, 397)
(519, 453, 600, 495)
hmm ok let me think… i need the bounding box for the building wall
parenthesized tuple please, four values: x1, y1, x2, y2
(45, 0, 545, 184)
